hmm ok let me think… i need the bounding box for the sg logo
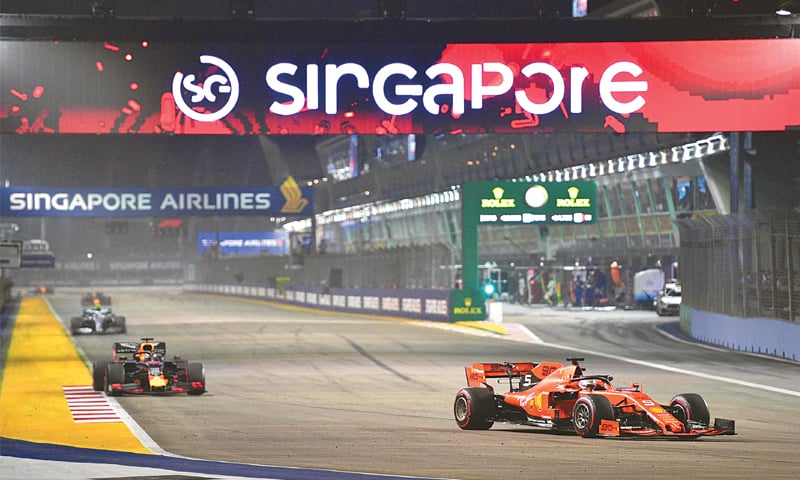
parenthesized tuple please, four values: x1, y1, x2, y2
(172, 55, 239, 122)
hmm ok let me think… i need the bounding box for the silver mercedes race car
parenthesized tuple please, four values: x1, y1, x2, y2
(70, 305, 127, 335)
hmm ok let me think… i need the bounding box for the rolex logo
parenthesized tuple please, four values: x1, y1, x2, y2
(557, 186, 590, 208)
(568, 186, 579, 199)
(464, 297, 472, 307)
(481, 186, 515, 208)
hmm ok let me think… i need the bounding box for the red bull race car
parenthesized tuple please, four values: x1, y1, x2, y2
(92, 338, 206, 395)
(454, 357, 735, 438)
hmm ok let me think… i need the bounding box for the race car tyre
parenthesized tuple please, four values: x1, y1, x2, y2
(117, 316, 127, 334)
(106, 363, 125, 396)
(187, 362, 206, 395)
(454, 388, 495, 430)
(92, 361, 108, 391)
(573, 395, 614, 438)
(70, 317, 82, 334)
(670, 393, 710, 430)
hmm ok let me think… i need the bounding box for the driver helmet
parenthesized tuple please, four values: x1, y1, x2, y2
(579, 378, 606, 391)
(136, 342, 154, 362)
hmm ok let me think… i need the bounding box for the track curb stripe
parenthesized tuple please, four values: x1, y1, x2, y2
(62, 386, 122, 423)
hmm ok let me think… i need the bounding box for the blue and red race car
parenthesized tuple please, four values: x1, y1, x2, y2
(93, 338, 205, 396)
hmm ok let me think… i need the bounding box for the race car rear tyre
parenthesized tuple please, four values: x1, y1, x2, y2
(454, 388, 495, 430)
(70, 317, 82, 334)
(92, 361, 108, 391)
(106, 363, 125, 396)
(573, 395, 614, 438)
(670, 393, 710, 430)
(116, 316, 127, 334)
(187, 362, 206, 395)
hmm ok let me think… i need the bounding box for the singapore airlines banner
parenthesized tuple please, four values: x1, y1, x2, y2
(0, 179, 313, 217)
(0, 39, 798, 135)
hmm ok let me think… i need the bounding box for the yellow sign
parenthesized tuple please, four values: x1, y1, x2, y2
(481, 186, 516, 208)
(280, 176, 310, 213)
(556, 186, 591, 208)
(453, 295, 483, 315)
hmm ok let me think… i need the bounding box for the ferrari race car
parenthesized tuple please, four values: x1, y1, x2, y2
(70, 305, 127, 335)
(82, 291, 112, 307)
(454, 357, 735, 439)
(92, 338, 206, 395)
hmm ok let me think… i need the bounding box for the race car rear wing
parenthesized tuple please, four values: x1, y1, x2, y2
(465, 361, 563, 388)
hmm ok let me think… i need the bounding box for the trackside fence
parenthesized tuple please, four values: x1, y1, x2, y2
(678, 210, 799, 323)
(183, 283, 451, 322)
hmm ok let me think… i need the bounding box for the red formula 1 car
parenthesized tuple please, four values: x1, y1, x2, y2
(454, 357, 735, 438)
(92, 338, 205, 396)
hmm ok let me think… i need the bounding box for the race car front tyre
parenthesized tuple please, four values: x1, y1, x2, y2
(670, 393, 710, 430)
(187, 362, 206, 395)
(70, 317, 82, 334)
(92, 361, 108, 391)
(106, 363, 125, 396)
(573, 395, 614, 438)
(454, 388, 495, 430)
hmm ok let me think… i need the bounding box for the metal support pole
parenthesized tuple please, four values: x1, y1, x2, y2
(729, 132, 740, 214)
(786, 219, 794, 321)
(744, 131, 754, 209)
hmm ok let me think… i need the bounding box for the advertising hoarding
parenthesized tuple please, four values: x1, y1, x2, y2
(2, 39, 798, 135)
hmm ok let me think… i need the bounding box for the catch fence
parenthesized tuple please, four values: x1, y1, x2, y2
(678, 210, 799, 323)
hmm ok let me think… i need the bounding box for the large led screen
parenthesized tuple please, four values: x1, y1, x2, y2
(1, 39, 798, 135)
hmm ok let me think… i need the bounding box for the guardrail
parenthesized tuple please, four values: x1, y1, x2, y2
(183, 283, 451, 322)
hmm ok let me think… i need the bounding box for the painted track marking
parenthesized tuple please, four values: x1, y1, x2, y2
(62, 386, 122, 423)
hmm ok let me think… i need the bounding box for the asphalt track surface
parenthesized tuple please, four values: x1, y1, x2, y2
(3, 287, 800, 479)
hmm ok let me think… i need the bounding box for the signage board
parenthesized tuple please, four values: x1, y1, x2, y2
(0, 177, 313, 217)
(450, 289, 487, 321)
(464, 180, 598, 225)
(197, 231, 288, 256)
(2, 39, 798, 135)
(0, 241, 22, 269)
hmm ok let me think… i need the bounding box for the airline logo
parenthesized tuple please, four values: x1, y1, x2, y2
(279, 176, 310, 214)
